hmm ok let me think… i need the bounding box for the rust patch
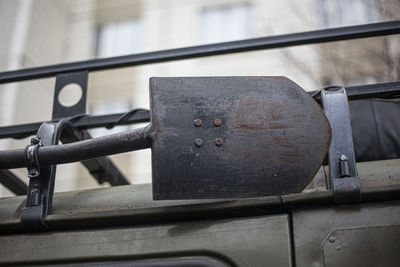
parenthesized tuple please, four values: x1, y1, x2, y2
(231, 95, 292, 130)
(120, 131, 138, 141)
(272, 136, 296, 148)
(268, 124, 294, 130)
(152, 119, 162, 133)
(244, 153, 252, 159)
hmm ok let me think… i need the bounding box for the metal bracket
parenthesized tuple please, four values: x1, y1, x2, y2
(21, 120, 72, 230)
(21, 71, 88, 230)
(322, 87, 361, 204)
(21, 70, 130, 230)
(52, 71, 88, 120)
(52, 71, 129, 185)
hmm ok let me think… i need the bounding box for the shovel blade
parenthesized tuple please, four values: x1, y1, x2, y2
(150, 77, 331, 199)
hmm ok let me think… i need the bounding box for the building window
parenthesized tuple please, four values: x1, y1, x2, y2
(95, 19, 141, 58)
(318, 0, 377, 28)
(200, 4, 252, 44)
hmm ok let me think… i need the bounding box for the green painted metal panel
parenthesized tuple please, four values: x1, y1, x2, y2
(293, 201, 400, 267)
(323, 225, 400, 267)
(0, 215, 292, 267)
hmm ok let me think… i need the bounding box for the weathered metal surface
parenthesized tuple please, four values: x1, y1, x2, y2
(37, 257, 232, 267)
(150, 77, 331, 199)
(0, 215, 292, 267)
(1, 182, 400, 233)
(323, 225, 400, 267)
(292, 201, 400, 267)
(322, 88, 361, 203)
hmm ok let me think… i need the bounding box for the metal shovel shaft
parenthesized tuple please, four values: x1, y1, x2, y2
(0, 126, 151, 169)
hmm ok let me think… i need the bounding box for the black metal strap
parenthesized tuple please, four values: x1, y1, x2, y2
(322, 87, 361, 204)
(21, 121, 70, 231)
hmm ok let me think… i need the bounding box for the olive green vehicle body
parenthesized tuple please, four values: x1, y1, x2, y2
(0, 159, 399, 267)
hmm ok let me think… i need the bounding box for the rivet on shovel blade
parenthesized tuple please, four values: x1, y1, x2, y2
(214, 118, 222, 126)
(215, 137, 223, 146)
(195, 138, 203, 147)
(194, 119, 202, 127)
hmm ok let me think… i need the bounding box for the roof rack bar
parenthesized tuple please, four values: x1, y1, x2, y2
(0, 109, 150, 139)
(0, 81, 397, 140)
(0, 170, 27, 196)
(61, 128, 130, 186)
(341, 81, 400, 100)
(0, 21, 399, 84)
(311, 81, 400, 103)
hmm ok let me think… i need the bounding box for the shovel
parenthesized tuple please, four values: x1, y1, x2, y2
(0, 77, 331, 199)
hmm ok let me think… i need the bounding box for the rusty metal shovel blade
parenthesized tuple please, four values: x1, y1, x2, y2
(149, 77, 331, 199)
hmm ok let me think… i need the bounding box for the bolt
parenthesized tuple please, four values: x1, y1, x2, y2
(329, 235, 336, 243)
(215, 137, 223, 146)
(195, 138, 203, 147)
(194, 119, 202, 127)
(214, 118, 222, 127)
(30, 188, 41, 206)
(31, 137, 41, 145)
(339, 154, 350, 178)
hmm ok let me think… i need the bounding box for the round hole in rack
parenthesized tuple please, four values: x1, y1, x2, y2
(58, 83, 83, 107)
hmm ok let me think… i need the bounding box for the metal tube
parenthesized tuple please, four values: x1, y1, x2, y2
(0, 109, 150, 139)
(311, 81, 400, 103)
(0, 170, 27, 195)
(0, 126, 151, 169)
(0, 21, 399, 84)
(0, 149, 26, 169)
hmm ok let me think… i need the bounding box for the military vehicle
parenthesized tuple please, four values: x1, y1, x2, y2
(0, 21, 399, 266)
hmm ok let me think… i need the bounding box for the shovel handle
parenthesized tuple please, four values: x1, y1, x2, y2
(0, 126, 151, 169)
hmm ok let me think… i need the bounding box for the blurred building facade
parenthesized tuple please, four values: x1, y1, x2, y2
(0, 0, 398, 196)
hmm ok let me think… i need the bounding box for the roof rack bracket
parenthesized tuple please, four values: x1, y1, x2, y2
(21, 120, 72, 230)
(322, 87, 361, 204)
